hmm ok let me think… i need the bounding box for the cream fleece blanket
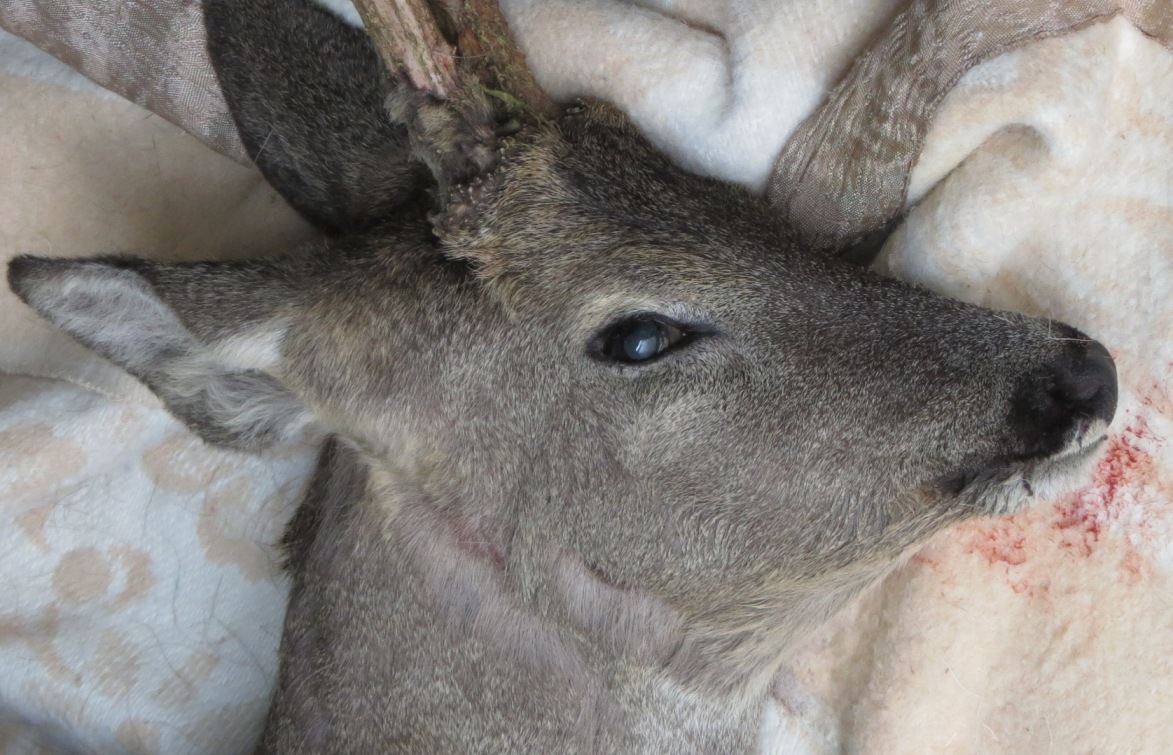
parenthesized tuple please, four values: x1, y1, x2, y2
(1, 1, 1170, 752)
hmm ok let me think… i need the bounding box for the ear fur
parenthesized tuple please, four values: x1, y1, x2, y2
(8, 255, 311, 452)
(205, 0, 501, 236)
(205, 0, 425, 234)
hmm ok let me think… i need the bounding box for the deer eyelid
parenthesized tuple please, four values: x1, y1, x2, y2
(589, 313, 711, 365)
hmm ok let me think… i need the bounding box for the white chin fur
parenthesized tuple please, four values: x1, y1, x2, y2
(978, 431, 1109, 516)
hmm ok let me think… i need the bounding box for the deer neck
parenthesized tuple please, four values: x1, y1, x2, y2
(274, 445, 767, 753)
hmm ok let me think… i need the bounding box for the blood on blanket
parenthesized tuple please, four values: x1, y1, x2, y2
(956, 517, 1037, 595)
(1051, 411, 1153, 558)
(968, 519, 1028, 568)
(946, 405, 1161, 594)
(909, 552, 940, 570)
(1139, 368, 1173, 416)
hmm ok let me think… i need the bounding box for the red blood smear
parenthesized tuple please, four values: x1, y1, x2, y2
(947, 409, 1158, 595)
(1053, 414, 1153, 556)
(969, 520, 1028, 567)
(957, 518, 1035, 595)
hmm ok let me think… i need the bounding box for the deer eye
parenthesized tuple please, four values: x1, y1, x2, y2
(596, 316, 690, 364)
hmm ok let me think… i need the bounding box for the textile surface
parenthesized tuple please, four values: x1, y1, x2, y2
(0, 0, 246, 162)
(1, 0, 1170, 752)
(0, 28, 314, 753)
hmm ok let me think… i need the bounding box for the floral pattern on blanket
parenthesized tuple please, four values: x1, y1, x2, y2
(0, 377, 314, 754)
(0, 26, 315, 753)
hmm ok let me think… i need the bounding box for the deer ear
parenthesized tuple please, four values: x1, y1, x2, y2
(205, 0, 425, 234)
(7, 255, 312, 452)
(205, 0, 499, 235)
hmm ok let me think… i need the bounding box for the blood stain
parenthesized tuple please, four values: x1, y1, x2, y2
(967, 519, 1028, 568)
(1052, 413, 1153, 557)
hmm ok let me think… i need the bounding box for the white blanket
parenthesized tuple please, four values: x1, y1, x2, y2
(1, 1, 1170, 752)
(0, 29, 315, 753)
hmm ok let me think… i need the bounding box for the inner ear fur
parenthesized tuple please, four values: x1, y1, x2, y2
(7, 254, 310, 451)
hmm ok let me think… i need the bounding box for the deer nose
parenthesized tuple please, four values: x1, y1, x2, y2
(1009, 331, 1118, 459)
(1047, 339, 1117, 423)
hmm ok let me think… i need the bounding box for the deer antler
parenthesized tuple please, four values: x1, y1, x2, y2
(351, 0, 558, 122)
(352, 0, 460, 98)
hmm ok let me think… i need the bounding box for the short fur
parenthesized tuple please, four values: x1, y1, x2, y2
(6, 0, 1118, 752)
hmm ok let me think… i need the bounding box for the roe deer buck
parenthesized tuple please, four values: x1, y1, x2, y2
(7, 0, 1117, 751)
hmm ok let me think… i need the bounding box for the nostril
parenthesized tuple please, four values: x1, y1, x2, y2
(1051, 377, 1102, 406)
(1009, 337, 1118, 459)
(1051, 339, 1117, 423)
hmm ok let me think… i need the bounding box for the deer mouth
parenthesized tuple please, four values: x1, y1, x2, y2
(944, 332, 1119, 515)
(943, 417, 1111, 516)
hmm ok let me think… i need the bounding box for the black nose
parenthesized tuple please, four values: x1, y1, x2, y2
(1009, 332, 1118, 459)
(1048, 339, 1117, 422)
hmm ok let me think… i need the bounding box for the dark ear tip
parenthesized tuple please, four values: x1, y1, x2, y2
(202, 0, 233, 36)
(7, 255, 59, 301)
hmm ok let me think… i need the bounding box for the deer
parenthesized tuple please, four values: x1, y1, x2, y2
(6, 0, 1118, 751)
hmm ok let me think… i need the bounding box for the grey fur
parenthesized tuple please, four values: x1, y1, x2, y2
(6, 0, 1117, 752)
